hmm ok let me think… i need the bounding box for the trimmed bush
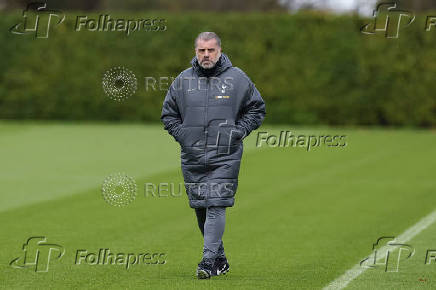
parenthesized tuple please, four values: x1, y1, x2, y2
(0, 11, 435, 126)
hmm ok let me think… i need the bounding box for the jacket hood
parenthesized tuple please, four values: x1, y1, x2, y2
(191, 53, 232, 77)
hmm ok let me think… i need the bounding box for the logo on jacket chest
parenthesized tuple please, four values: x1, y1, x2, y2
(215, 84, 230, 99)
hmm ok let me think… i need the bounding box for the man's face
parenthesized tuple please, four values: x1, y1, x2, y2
(195, 38, 221, 69)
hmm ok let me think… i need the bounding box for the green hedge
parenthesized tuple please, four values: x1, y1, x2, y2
(1, 11, 435, 126)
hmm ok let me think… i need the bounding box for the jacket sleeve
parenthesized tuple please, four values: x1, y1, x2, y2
(236, 81, 266, 138)
(161, 79, 183, 141)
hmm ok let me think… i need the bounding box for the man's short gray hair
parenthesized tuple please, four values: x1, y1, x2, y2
(195, 32, 221, 48)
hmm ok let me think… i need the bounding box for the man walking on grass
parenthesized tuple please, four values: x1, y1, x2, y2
(161, 32, 266, 279)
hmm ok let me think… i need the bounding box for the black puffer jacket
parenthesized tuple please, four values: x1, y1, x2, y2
(161, 53, 266, 208)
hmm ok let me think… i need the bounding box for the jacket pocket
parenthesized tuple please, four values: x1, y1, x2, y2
(175, 126, 187, 145)
(178, 126, 206, 148)
(227, 125, 245, 145)
(232, 125, 246, 141)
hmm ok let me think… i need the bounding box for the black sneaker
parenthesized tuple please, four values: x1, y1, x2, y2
(214, 257, 230, 276)
(196, 259, 214, 279)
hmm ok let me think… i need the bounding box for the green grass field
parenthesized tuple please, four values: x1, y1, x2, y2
(1, 121, 435, 289)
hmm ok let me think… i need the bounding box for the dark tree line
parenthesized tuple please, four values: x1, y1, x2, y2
(387, 0, 436, 12)
(3, 0, 436, 13)
(1, 0, 285, 11)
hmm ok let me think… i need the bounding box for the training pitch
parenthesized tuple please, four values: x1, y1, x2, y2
(0, 122, 435, 289)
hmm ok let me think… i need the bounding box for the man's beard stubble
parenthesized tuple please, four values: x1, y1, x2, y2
(200, 52, 221, 69)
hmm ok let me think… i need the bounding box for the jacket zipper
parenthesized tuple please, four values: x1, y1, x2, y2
(204, 77, 210, 206)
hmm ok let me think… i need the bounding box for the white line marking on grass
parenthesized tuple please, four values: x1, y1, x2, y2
(323, 209, 436, 290)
